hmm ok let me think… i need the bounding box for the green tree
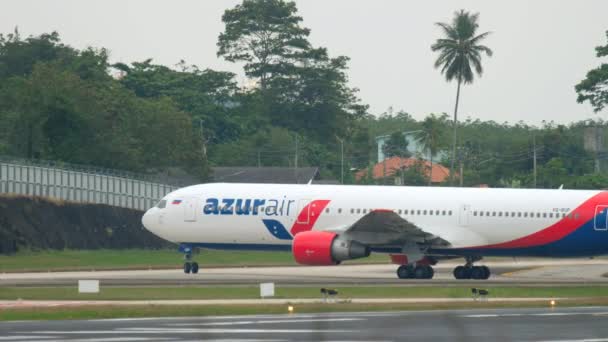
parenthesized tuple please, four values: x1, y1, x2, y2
(575, 30, 608, 112)
(382, 132, 411, 159)
(431, 10, 492, 184)
(217, 0, 312, 89)
(417, 114, 446, 185)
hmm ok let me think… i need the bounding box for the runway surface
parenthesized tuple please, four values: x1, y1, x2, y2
(2, 259, 608, 287)
(2, 306, 608, 341)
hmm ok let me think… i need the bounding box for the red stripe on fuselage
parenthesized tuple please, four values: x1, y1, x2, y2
(471, 191, 608, 249)
(290, 200, 331, 236)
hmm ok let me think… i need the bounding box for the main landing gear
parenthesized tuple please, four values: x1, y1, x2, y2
(181, 244, 199, 274)
(453, 256, 491, 280)
(396, 264, 435, 279)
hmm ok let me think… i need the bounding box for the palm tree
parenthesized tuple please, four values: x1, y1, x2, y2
(431, 10, 492, 185)
(417, 114, 445, 185)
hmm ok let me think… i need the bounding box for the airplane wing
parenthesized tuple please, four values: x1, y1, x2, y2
(336, 209, 450, 248)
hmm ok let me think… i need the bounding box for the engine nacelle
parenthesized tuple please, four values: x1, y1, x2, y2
(292, 231, 370, 265)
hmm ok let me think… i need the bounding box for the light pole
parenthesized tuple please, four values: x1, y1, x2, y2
(338, 137, 344, 184)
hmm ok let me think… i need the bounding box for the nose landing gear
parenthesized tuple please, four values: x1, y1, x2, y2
(180, 244, 199, 274)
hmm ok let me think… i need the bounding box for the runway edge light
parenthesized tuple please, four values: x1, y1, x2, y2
(288, 305, 294, 313)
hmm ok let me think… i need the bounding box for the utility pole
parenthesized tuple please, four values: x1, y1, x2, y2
(294, 134, 299, 183)
(533, 133, 537, 188)
(199, 119, 207, 159)
(595, 122, 601, 173)
(339, 138, 344, 184)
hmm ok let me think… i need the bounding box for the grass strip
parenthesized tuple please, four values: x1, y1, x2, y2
(2, 286, 608, 300)
(0, 249, 388, 272)
(3, 298, 608, 321)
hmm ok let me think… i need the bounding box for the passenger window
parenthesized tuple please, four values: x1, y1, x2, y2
(543, 213, 547, 218)
(417, 210, 421, 215)
(524, 212, 528, 218)
(429, 210, 433, 216)
(486, 211, 490, 217)
(398, 209, 402, 214)
(356, 209, 361, 214)
(517, 212, 521, 217)
(325, 208, 330, 214)
(480, 212, 484, 217)
(536, 213, 540, 218)
(512, 212, 516, 217)
(448, 210, 453, 216)
(473, 211, 477, 216)
(498, 212, 502, 217)
(442, 210, 446, 215)
(574, 213, 580, 220)
(404, 210, 409, 215)
(423, 210, 427, 215)
(338, 208, 342, 214)
(549, 213, 553, 218)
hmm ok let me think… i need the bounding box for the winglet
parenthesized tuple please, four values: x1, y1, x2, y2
(558, 184, 564, 190)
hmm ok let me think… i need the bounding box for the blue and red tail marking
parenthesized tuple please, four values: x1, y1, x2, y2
(262, 200, 330, 240)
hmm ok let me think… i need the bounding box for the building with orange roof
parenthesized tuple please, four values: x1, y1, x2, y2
(355, 156, 451, 185)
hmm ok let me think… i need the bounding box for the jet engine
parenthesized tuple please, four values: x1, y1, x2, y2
(292, 231, 370, 265)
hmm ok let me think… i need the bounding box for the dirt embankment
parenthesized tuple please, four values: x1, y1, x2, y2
(0, 195, 170, 254)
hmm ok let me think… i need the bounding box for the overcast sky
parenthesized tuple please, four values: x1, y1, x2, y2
(1, 1, 607, 125)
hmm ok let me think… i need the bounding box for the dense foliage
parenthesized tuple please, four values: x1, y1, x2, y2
(0, 1, 606, 190)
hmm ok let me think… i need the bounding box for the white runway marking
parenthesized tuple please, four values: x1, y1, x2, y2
(0, 337, 54, 341)
(30, 327, 356, 334)
(532, 338, 608, 342)
(463, 312, 608, 318)
(0, 339, 162, 342)
(169, 317, 366, 326)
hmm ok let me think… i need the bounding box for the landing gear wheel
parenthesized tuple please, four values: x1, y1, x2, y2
(480, 266, 490, 279)
(425, 266, 435, 279)
(453, 265, 470, 280)
(183, 262, 192, 274)
(397, 265, 414, 279)
(471, 266, 485, 280)
(414, 265, 434, 279)
(191, 262, 199, 274)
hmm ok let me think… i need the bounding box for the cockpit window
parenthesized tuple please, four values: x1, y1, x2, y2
(157, 200, 167, 209)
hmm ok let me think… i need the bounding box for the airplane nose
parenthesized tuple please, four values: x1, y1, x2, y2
(142, 208, 157, 233)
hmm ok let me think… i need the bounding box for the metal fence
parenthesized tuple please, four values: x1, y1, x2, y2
(0, 160, 180, 211)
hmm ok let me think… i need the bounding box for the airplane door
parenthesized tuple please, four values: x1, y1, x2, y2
(459, 204, 470, 226)
(184, 197, 198, 222)
(594, 205, 608, 231)
(297, 199, 311, 224)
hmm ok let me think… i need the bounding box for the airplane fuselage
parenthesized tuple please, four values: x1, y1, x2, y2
(142, 183, 608, 258)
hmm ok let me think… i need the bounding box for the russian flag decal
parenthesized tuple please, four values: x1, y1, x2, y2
(172, 199, 182, 205)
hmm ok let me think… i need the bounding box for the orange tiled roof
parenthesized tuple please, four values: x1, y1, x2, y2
(355, 156, 450, 183)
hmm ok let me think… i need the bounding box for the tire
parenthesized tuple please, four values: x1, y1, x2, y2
(453, 266, 466, 279)
(191, 262, 199, 274)
(183, 262, 192, 274)
(481, 266, 490, 280)
(471, 266, 485, 280)
(414, 266, 427, 279)
(397, 265, 413, 279)
(425, 266, 435, 279)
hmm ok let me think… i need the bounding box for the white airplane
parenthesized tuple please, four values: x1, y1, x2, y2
(141, 183, 608, 280)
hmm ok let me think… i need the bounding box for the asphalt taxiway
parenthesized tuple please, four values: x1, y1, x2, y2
(1, 259, 608, 287)
(2, 306, 608, 341)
